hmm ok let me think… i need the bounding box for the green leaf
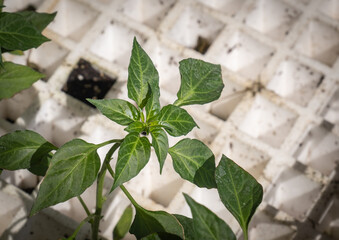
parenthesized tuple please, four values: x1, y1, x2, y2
(215, 155, 263, 238)
(28, 151, 53, 176)
(124, 121, 145, 133)
(0, 130, 56, 171)
(113, 205, 133, 240)
(173, 214, 195, 240)
(17, 11, 56, 32)
(0, 47, 2, 67)
(151, 128, 168, 174)
(87, 99, 140, 126)
(30, 139, 101, 215)
(145, 83, 161, 121)
(0, 62, 44, 100)
(0, 12, 50, 51)
(128, 37, 159, 108)
(141, 233, 182, 240)
(112, 133, 151, 190)
(174, 59, 224, 107)
(130, 205, 184, 239)
(141, 233, 162, 240)
(184, 193, 236, 240)
(157, 104, 197, 137)
(168, 139, 216, 188)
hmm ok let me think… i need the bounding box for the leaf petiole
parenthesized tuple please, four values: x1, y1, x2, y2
(77, 196, 92, 221)
(105, 163, 139, 207)
(64, 215, 95, 240)
(95, 139, 123, 148)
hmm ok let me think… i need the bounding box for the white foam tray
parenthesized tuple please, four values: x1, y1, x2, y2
(1, 0, 339, 239)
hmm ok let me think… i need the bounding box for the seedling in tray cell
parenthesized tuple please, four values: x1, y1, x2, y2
(0, 36, 263, 240)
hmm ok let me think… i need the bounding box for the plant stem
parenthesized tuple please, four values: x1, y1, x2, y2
(96, 139, 122, 148)
(92, 142, 120, 240)
(66, 215, 94, 240)
(77, 196, 91, 218)
(105, 163, 139, 207)
(243, 230, 248, 240)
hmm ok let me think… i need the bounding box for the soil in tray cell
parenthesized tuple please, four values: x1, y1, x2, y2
(62, 59, 116, 107)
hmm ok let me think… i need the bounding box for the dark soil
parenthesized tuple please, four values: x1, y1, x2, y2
(62, 59, 116, 107)
(194, 36, 211, 54)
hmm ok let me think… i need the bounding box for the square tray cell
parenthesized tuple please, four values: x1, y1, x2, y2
(166, 5, 224, 53)
(89, 21, 146, 68)
(244, 0, 300, 40)
(294, 124, 339, 176)
(323, 89, 339, 125)
(319, 0, 339, 20)
(0, 86, 38, 122)
(294, 20, 339, 66)
(62, 59, 117, 107)
(318, 195, 339, 239)
(267, 59, 324, 106)
(210, 78, 246, 120)
(28, 41, 69, 80)
(3, 0, 40, 12)
(207, 31, 274, 80)
(23, 98, 87, 147)
(239, 95, 297, 148)
(196, 0, 245, 16)
(47, 0, 98, 42)
(115, 0, 176, 29)
(0, 186, 25, 236)
(265, 168, 321, 221)
(248, 211, 295, 240)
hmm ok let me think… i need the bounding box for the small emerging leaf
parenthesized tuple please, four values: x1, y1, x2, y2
(30, 139, 101, 215)
(174, 59, 224, 107)
(0, 62, 44, 100)
(215, 155, 263, 238)
(151, 128, 168, 173)
(130, 205, 184, 239)
(184, 193, 236, 240)
(157, 104, 197, 137)
(87, 99, 140, 126)
(113, 205, 133, 240)
(124, 121, 145, 133)
(128, 37, 159, 108)
(0, 130, 56, 171)
(168, 139, 216, 188)
(112, 133, 151, 190)
(0, 12, 50, 51)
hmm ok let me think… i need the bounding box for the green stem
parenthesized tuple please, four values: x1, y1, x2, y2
(65, 215, 94, 240)
(92, 142, 120, 240)
(243, 229, 248, 240)
(105, 163, 139, 207)
(77, 196, 91, 218)
(96, 139, 122, 148)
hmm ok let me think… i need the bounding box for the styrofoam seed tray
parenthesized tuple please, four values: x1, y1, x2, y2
(1, 0, 339, 239)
